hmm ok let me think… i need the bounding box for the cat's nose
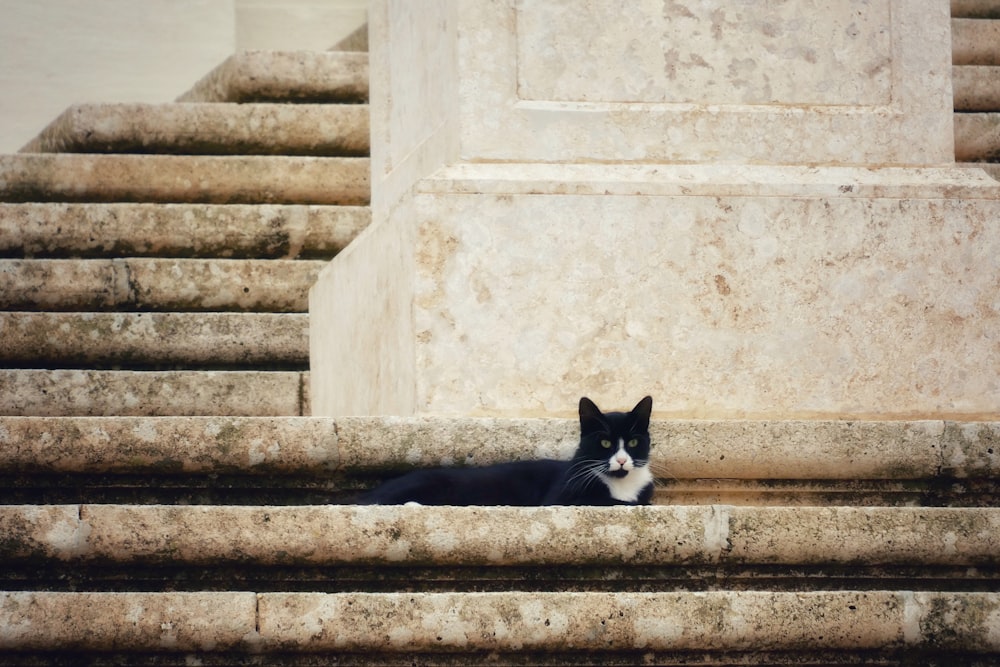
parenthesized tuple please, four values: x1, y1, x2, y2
(616, 455, 627, 465)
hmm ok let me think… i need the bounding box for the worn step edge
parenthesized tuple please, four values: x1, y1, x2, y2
(0, 370, 307, 417)
(2, 591, 998, 654)
(957, 161, 1000, 180)
(0, 416, 995, 480)
(0, 202, 370, 260)
(952, 0, 1000, 19)
(0, 154, 370, 205)
(0, 311, 308, 368)
(0, 258, 326, 312)
(953, 65, 1000, 111)
(21, 103, 370, 156)
(176, 50, 368, 103)
(1, 505, 997, 568)
(0, 416, 335, 474)
(955, 112, 1000, 161)
(952, 18, 1000, 65)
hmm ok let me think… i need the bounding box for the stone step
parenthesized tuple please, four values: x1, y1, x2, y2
(0, 258, 326, 312)
(1, 590, 998, 659)
(955, 112, 1000, 161)
(176, 50, 368, 103)
(952, 18, 1000, 65)
(0, 202, 370, 260)
(953, 65, 1000, 111)
(0, 416, 995, 504)
(0, 154, 369, 205)
(953, 0, 1000, 19)
(0, 370, 306, 417)
(21, 103, 369, 156)
(2, 504, 997, 570)
(0, 312, 308, 369)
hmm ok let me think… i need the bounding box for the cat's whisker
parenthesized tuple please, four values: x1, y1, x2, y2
(646, 460, 680, 483)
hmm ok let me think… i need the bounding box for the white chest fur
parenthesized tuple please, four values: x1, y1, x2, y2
(602, 466, 653, 503)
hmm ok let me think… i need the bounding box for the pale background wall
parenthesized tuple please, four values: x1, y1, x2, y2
(0, 0, 367, 153)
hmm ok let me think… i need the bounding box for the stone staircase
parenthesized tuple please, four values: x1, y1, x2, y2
(1, 7, 1000, 666)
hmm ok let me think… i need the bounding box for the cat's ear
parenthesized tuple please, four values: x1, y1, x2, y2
(629, 395, 653, 432)
(579, 396, 604, 432)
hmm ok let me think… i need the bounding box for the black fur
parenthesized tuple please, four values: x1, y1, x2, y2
(357, 396, 654, 506)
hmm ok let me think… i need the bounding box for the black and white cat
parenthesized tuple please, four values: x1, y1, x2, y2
(358, 396, 655, 506)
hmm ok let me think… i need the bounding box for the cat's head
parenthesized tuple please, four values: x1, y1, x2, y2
(577, 396, 653, 478)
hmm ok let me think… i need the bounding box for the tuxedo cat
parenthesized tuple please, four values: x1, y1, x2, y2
(358, 396, 655, 506)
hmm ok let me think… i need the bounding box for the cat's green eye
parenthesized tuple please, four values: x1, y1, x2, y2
(627, 438, 639, 448)
(600, 439, 612, 449)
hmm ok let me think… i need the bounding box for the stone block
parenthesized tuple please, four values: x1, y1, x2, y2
(0, 416, 338, 474)
(0, 154, 369, 205)
(312, 167, 1000, 417)
(0, 369, 305, 417)
(0, 592, 257, 651)
(0, 203, 370, 260)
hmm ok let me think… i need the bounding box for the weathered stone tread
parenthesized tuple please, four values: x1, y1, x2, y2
(0, 202, 370, 260)
(955, 112, 1000, 161)
(953, 65, 1000, 111)
(0, 311, 307, 368)
(176, 50, 368, 103)
(21, 103, 369, 156)
(0, 258, 326, 312)
(1, 504, 997, 568)
(0, 416, 337, 474)
(0, 153, 369, 205)
(1, 591, 998, 654)
(0, 369, 306, 416)
(952, 18, 1000, 65)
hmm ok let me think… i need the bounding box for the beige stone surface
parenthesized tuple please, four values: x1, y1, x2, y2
(335, 417, 950, 480)
(3, 590, 996, 654)
(449, 0, 953, 165)
(2, 414, 995, 481)
(952, 18, 1000, 65)
(955, 112, 1000, 161)
(0, 369, 305, 417)
(0, 154, 369, 205)
(0, 311, 307, 367)
(4, 504, 997, 568)
(257, 591, 1000, 652)
(0, 416, 337, 474)
(314, 167, 1000, 418)
(0, 203, 370, 260)
(954, 65, 1000, 111)
(177, 50, 369, 103)
(0, 592, 257, 651)
(0, 259, 325, 312)
(22, 103, 369, 156)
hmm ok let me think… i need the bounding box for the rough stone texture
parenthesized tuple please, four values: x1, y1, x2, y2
(2, 591, 996, 655)
(953, 0, 1000, 18)
(2, 505, 997, 568)
(314, 169, 1000, 418)
(257, 591, 1000, 653)
(0, 369, 305, 417)
(0, 203, 370, 260)
(0, 258, 326, 312)
(334, 417, 953, 480)
(0, 154, 370, 205)
(954, 65, 1000, 110)
(177, 50, 368, 103)
(0, 416, 337, 474)
(955, 112, 1000, 161)
(0, 311, 307, 368)
(455, 1, 953, 165)
(952, 18, 1000, 65)
(0, 592, 258, 652)
(21, 103, 369, 156)
(1, 415, 995, 493)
